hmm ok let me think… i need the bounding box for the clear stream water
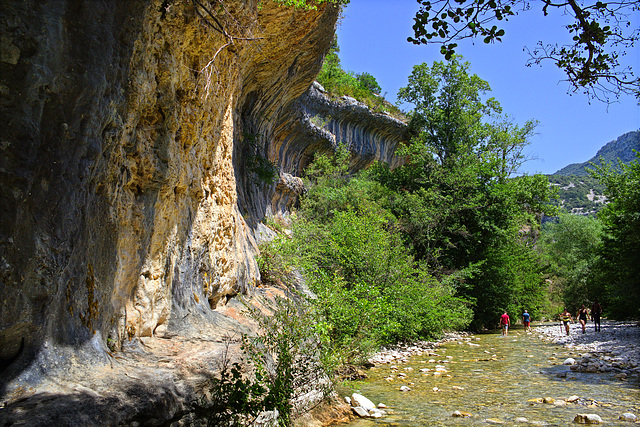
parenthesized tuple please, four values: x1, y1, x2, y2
(337, 327, 639, 426)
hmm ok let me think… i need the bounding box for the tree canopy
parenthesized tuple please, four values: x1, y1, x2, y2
(408, 0, 640, 102)
(589, 152, 640, 318)
(372, 56, 556, 328)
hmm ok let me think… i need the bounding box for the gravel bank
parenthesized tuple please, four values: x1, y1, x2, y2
(367, 333, 471, 366)
(534, 320, 640, 377)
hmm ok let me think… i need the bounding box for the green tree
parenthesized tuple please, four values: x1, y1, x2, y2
(408, 0, 640, 102)
(316, 39, 403, 116)
(356, 72, 381, 94)
(590, 152, 640, 318)
(372, 56, 556, 328)
(537, 212, 604, 313)
(282, 147, 472, 363)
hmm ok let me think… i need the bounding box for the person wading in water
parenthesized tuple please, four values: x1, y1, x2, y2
(577, 304, 590, 334)
(500, 311, 511, 337)
(591, 299, 602, 332)
(522, 310, 531, 333)
(560, 309, 572, 336)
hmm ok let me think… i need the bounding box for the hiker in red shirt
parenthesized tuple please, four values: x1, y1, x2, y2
(500, 311, 511, 337)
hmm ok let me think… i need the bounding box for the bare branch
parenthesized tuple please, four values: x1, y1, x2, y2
(409, 0, 640, 103)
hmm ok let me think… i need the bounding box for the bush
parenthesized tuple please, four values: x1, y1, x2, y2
(242, 296, 333, 426)
(316, 46, 404, 117)
(292, 149, 472, 361)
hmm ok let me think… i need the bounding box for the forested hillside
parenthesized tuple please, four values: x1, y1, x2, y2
(545, 130, 638, 215)
(546, 175, 607, 215)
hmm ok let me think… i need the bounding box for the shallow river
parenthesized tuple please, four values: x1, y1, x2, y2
(338, 328, 639, 426)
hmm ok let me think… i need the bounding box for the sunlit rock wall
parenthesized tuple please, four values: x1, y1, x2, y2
(0, 0, 339, 372)
(263, 82, 407, 218)
(0, 0, 408, 389)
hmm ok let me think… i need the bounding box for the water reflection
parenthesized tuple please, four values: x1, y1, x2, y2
(338, 327, 639, 426)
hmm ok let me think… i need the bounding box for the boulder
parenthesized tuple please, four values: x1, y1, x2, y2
(351, 393, 376, 412)
(574, 414, 603, 424)
(351, 406, 369, 418)
(619, 413, 637, 421)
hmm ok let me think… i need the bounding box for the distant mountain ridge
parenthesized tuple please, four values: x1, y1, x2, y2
(547, 130, 638, 215)
(554, 130, 640, 176)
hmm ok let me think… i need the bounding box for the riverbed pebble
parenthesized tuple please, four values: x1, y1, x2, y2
(574, 413, 603, 424)
(452, 410, 473, 417)
(351, 393, 376, 412)
(367, 333, 469, 366)
(347, 393, 387, 419)
(351, 406, 369, 418)
(619, 413, 637, 421)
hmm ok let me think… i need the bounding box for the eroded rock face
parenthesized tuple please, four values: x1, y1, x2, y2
(1, 0, 337, 371)
(276, 82, 406, 176)
(0, 0, 405, 422)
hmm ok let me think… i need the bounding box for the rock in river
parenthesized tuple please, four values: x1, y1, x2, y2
(619, 413, 637, 421)
(351, 393, 376, 412)
(574, 413, 603, 424)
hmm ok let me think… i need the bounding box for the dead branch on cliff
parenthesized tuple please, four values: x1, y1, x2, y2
(192, 0, 264, 98)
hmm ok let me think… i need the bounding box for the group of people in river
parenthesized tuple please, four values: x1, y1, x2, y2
(499, 310, 531, 337)
(559, 300, 602, 335)
(498, 300, 603, 337)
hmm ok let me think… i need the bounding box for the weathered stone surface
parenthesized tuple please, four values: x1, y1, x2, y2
(352, 406, 370, 418)
(351, 393, 376, 412)
(0, 0, 410, 423)
(0, 0, 389, 424)
(574, 413, 604, 424)
(619, 413, 637, 421)
(277, 81, 406, 175)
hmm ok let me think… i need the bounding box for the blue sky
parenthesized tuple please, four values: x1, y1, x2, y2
(336, 0, 640, 175)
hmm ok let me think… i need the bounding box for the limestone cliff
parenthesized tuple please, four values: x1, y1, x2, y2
(0, 0, 405, 423)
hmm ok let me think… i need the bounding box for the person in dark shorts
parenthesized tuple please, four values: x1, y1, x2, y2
(577, 304, 589, 334)
(500, 311, 510, 337)
(560, 309, 572, 336)
(591, 299, 602, 332)
(522, 310, 531, 332)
